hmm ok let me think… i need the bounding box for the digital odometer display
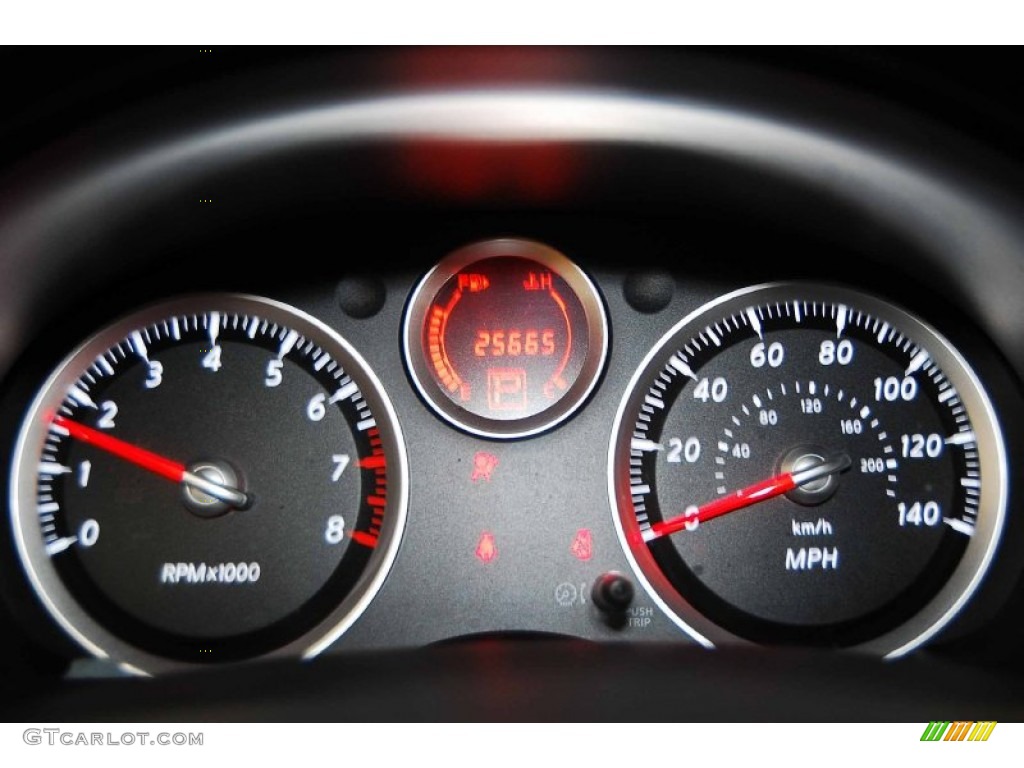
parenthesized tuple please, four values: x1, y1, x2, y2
(404, 239, 608, 438)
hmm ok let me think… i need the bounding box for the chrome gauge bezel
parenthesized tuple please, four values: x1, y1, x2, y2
(403, 238, 609, 439)
(608, 282, 1008, 657)
(9, 294, 409, 675)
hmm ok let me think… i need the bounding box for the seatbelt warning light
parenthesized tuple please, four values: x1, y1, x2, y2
(471, 451, 499, 483)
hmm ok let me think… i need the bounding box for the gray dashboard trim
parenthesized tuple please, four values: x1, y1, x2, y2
(1, 90, 1023, 382)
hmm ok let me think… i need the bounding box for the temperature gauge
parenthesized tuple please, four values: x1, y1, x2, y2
(404, 239, 608, 438)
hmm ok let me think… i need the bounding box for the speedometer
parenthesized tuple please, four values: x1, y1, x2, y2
(609, 284, 1007, 655)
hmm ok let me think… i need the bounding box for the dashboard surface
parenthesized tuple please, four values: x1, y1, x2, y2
(1, 48, 1024, 720)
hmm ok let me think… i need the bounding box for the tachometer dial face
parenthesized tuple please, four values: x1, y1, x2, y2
(404, 238, 608, 438)
(9, 295, 407, 673)
(609, 284, 1006, 655)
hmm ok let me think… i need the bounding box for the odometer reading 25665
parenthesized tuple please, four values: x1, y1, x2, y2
(610, 284, 1007, 655)
(404, 238, 608, 438)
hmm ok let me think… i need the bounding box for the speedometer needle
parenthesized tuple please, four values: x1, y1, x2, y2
(53, 415, 251, 509)
(643, 452, 851, 542)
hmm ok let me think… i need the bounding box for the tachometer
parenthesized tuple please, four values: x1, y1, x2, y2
(609, 284, 1006, 655)
(9, 295, 407, 673)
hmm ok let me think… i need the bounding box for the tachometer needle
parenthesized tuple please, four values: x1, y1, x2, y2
(643, 452, 851, 542)
(53, 415, 251, 509)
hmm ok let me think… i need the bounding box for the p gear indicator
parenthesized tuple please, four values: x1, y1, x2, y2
(404, 239, 608, 438)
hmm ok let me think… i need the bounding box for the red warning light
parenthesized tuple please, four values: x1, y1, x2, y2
(570, 529, 593, 561)
(475, 532, 499, 563)
(471, 451, 499, 483)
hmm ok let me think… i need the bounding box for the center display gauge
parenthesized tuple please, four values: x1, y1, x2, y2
(403, 238, 608, 438)
(609, 284, 1006, 655)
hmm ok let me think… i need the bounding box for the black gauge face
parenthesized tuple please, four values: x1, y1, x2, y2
(404, 238, 608, 438)
(610, 284, 1006, 654)
(10, 295, 407, 673)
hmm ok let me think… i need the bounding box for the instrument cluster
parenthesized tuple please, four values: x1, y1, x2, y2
(4, 233, 1018, 675)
